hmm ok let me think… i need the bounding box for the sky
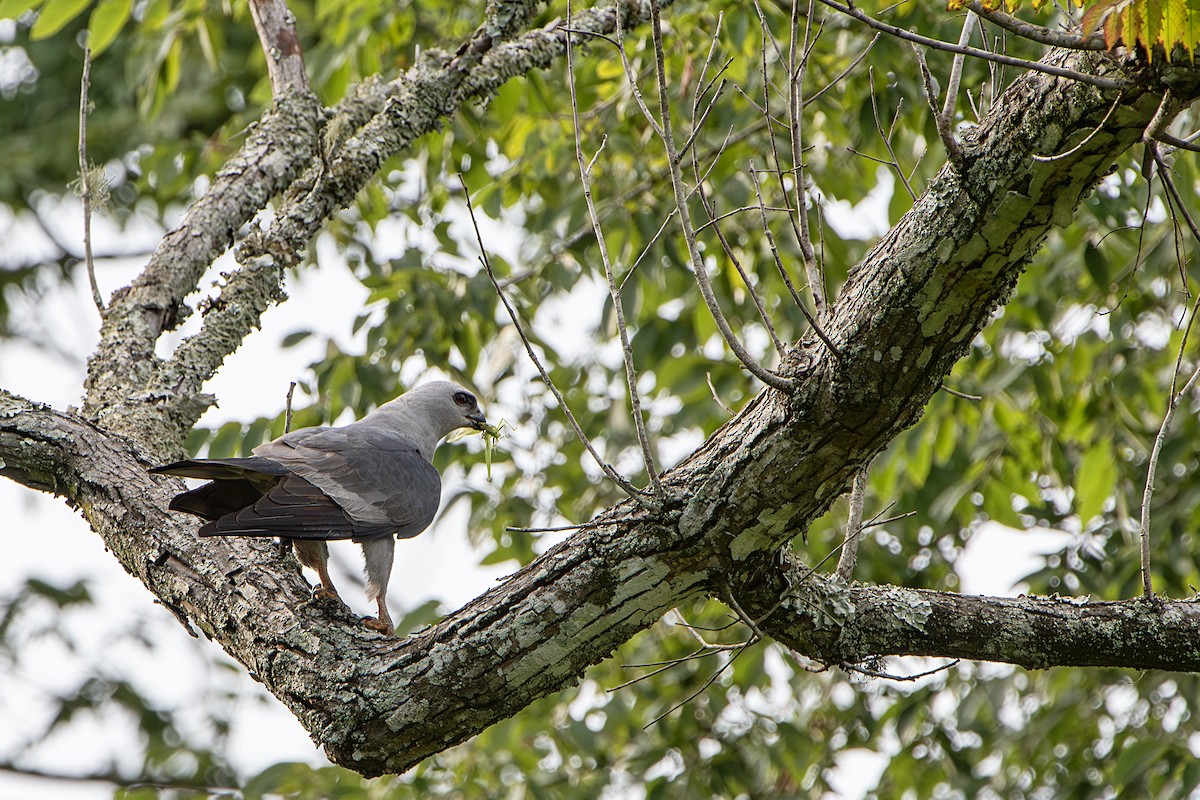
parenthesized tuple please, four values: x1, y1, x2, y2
(0, 184, 1075, 800)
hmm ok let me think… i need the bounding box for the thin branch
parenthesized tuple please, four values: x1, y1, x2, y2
(842, 658, 960, 682)
(1139, 287, 1200, 599)
(1153, 147, 1200, 251)
(505, 518, 618, 533)
(644, 640, 750, 728)
(0, 762, 233, 794)
(566, 3, 663, 495)
(284, 380, 297, 433)
(790, 0, 826, 311)
(835, 465, 870, 580)
(750, 0, 806, 281)
(278, 379, 299, 557)
(939, 10, 975, 132)
(462, 179, 651, 506)
(940, 384, 982, 401)
(967, 1, 1105, 50)
(706, 372, 734, 415)
(248, 0, 310, 95)
(695, 204, 793, 233)
(612, 4, 666, 140)
(866, 78, 917, 200)
(805, 33, 879, 108)
(815, 0, 1127, 91)
(696, 187, 788, 359)
(77, 46, 102, 312)
(862, 510, 917, 530)
(913, 44, 965, 167)
(721, 578, 768, 643)
(644, 0, 796, 392)
(1155, 130, 1200, 155)
(747, 163, 844, 359)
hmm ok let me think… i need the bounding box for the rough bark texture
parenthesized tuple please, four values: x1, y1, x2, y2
(5, 3, 1200, 780)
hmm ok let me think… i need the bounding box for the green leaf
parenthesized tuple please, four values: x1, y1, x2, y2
(29, 0, 90, 38)
(86, 0, 129, 55)
(1076, 442, 1117, 524)
(208, 421, 245, 459)
(1113, 739, 1164, 786)
(0, 0, 43, 20)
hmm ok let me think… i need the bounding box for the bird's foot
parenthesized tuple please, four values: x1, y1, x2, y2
(362, 617, 395, 635)
(312, 587, 340, 601)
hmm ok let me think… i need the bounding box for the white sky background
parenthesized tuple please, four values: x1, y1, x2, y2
(0, 177, 1072, 800)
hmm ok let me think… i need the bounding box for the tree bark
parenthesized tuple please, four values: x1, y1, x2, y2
(3, 7, 1200, 780)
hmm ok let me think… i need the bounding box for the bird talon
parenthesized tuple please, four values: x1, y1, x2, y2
(362, 617, 395, 634)
(312, 587, 340, 601)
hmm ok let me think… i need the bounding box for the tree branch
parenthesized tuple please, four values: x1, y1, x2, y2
(734, 554, 1200, 672)
(7, 9, 1200, 785)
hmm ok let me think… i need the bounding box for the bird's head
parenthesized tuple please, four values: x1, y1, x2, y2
(394, 380, 488, 438)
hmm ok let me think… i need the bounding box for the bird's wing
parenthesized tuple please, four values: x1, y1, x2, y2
(253, 426, 442, 537)
(199, 474, 393, 540)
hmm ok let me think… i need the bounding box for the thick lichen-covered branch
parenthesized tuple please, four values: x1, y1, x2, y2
(81, 89, 322, 448)
(732, 553, 1200, 672)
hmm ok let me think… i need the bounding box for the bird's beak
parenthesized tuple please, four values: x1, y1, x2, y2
(466, 410, 488, 430)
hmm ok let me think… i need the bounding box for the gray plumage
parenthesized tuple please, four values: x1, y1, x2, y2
(151, 381, 487, 633)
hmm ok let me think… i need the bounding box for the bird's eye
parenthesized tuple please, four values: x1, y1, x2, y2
(453, 391, 473, 406)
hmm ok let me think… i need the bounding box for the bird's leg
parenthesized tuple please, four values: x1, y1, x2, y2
(360, 536, 396, 634)
(365, 592, 395, 634)
(293, 540, 340, 601)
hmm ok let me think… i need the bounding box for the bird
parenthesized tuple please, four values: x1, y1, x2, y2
(150, 381, 488, 633)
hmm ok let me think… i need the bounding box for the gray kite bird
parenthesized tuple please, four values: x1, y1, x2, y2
(151, 381, 487, 633)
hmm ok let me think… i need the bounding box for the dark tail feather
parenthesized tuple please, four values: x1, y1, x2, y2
(152, 457, 289, 522)
(169, 479, 270, 522)
(150, 457, 288, 481)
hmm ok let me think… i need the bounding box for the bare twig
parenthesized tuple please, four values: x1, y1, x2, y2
(862, 510, 916, 530)
(696, 187, 789, 359)
(939, 10, 975, 135)
(566, 4, 663, 495)
(790, 0, 826, 311)
(284, 380, 297, 432)
(612, 4, 666, 139)
(462, 180, 651, 506)
(1155, 131, 1200, 155)
(747, 164, 844, 359)
(805, 33, 879, 108)
(843, 658, 960, 682)
(913, 44, 965, 167)
(644, 0, 796, 392)
(721, 579, 769, 643)
(506, 518, 617, 533)
(835, 465, 871, 580)
(77, 46, 103, 312)
(706, 372, 734, 415)
(1153, 147, 1200, 253)
(940, 384, 982, 401)
(695, 205, 793, 232)
(644, 641, 750, 728)
(1140, 299, 1200, 599)
(815, 0, 1126, 90)
(750, 0, 807, 291)
(865, 76, 917, 201)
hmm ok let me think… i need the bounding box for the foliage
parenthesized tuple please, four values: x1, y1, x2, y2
(3, 0, 1200, 797)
